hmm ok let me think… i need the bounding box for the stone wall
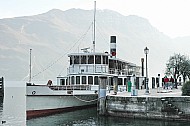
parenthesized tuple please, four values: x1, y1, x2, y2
(106, 96, 190, 121)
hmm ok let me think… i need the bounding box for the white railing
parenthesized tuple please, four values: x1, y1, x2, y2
(109, 69, 137, 76)
(49, 85, 91, 91)
(68, 65, 140, 76)
(68, 64, 109, 74)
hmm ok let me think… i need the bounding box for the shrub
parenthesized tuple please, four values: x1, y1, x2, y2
(182, 81, 190, 96)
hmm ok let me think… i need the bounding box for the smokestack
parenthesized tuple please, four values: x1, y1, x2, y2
(110, 36, 116, 58)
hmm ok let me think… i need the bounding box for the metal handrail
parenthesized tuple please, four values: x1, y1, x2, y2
(68, 64, 108, 74)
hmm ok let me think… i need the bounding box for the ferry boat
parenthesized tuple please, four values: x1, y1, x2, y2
(26, 2, 143, 120)
(26, 36, 143, 119)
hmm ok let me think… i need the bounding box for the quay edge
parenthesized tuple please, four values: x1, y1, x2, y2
(105, 96, 190, 121)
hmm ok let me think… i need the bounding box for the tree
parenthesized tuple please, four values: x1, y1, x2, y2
(182, 81, 190, 96)
(165, 54, 190, 88)
(179, 59, 190, 83)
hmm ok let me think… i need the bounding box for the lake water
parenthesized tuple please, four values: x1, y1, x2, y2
(0, 87, 26, 126)
(1, 81, 190, 126)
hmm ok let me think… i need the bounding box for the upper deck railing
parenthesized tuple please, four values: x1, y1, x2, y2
(68, 64, 140, 76)
(68, 64, 109, 74)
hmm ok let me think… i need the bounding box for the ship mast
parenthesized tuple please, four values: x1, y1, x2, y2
(93, 1, 96, 53)
(29, 48, 32, 83)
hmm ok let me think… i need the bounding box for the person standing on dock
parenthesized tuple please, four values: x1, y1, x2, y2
(128, 80, 132, 92)
(169, 76, 174, 89)
(164, 76, 169, 89)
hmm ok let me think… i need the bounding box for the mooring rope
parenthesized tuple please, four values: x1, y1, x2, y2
(32, 22, 93, 79)
(73, 95, 99, 103)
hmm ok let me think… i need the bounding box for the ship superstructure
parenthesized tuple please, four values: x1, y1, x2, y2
(57, 36, 142, 90)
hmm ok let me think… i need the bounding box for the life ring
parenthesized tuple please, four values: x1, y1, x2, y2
(32, 91, 36, 95)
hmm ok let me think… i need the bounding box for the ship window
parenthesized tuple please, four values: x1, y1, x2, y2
(70, 56, 72, 65)
(106, 57, 108, 64)
(124, 78, 127, 85)
(88, 76, 93, 84)
(74, 56, 79, 64)
(71, 76, 75, 84)
(81, 55, 86, 64)
(118, 78, 123, 85)
(94, 76, 98, 85)
(68, 77, 70, 85)
(88, 55, 94, 64)
(109, 77, 113, 86)
(82, 76, 86, 84)
(60, 79, 65, 85)
(76, 76, 80, 84)
(95, 55, 101, 64)
(66, 79, 68, 85)
(109, 59, 115, 69)
(103, 56, 108, 64)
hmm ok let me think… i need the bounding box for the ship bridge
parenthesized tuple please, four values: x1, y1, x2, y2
(68, 52, 110, 75)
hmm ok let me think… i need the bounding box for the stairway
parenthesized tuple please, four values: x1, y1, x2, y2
(161, 98, 183, 115)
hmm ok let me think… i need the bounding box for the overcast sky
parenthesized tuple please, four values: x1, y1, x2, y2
(1, 0, 190, 38)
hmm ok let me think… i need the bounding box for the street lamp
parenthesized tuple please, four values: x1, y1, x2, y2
(144, 47, 149, 94)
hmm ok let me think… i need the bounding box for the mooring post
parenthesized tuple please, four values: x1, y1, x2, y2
(98, 76, 107, 115)
(113, 76, 118, 95)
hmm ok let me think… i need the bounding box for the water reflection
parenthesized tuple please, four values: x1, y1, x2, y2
(27, 107, 98, 126)
(0, 96, 4, 122)
(27, 107, 190, 126)
(98, 116, 190, 126)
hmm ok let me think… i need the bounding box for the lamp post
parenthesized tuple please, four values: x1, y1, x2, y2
(144, 47, 149, 94)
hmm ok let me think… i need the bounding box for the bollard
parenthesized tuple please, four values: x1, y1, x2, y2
(113, 76, 118, 95)
(98, 76, 107, 115)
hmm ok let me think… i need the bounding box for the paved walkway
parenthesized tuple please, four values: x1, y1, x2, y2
(108, 86, 183, 97)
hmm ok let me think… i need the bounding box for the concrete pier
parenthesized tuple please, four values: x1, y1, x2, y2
(104, 87, 190, 121)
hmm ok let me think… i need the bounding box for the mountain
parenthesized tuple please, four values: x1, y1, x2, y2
(0, 8, 187, 81)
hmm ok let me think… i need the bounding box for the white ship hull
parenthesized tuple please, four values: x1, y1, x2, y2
(26, 85, 98, 119)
